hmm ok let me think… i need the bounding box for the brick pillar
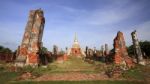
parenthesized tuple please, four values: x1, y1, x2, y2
(15, 9, 45, 67)
(113, 31, 134, 68)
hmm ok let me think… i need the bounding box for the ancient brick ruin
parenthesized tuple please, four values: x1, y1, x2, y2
(131, 30, 145, 65)
(101, 45, 104, 56)
(15, 9, 45, 67)
(51, 45, 68, 63)
(53, 45, 58, 60)
(104, 44, 109, 56)
(0, 53, 15, 62)
(113, 31, 133, 68)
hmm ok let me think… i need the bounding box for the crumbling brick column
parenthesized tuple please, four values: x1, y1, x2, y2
(104, 44, 109, 56)
(113, 31, 134, 68)
(15, 9, 45, 67)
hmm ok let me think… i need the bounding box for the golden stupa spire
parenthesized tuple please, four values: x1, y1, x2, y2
(74, 32, 78, 42)
(72, 32, 80, 48)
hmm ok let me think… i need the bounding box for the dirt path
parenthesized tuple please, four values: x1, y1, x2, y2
(34, 72, 123, 81)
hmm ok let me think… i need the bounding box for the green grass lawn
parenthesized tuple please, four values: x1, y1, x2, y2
(45, 56, 104, 73)
(122, 65, 149, 80)
(0, 72, 20, 84)
(0, 57, 149, 84)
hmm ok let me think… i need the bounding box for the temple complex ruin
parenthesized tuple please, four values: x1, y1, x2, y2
(68, 33, 85, 57)
(113, 31, 133, 68)
(131, 30, 145, 65)
(11, 9, 144, 68)
(15, 9, 45, 67)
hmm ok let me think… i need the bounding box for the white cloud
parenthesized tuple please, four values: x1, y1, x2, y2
(74, 3, 143, 26)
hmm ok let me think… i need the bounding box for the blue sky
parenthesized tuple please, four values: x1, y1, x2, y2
(0, 0, 150, 51)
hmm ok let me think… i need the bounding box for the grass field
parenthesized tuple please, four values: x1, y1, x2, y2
(0, 56, 149, 84)
(46, 56, 101, 73)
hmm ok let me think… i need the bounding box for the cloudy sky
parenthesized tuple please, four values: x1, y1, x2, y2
(0, 0, 150, 51)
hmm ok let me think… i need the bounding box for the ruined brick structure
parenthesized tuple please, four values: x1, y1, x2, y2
(113, 31, 133, 68)
(0, 53, 15, 62)
(85, 46, 88, 56)
(56, 53, 68, 63)
(53, 45, 58, 60)
(101, 45, 104, 56)
(53, 45, 58, 55)
(131, 30, 145, 65)
(104, 44, 110, 63)
(15, 9, 45, 67)
(53, 46, 68, 63)
(104, 44, 109, 56)
(85, 47, 94, 58)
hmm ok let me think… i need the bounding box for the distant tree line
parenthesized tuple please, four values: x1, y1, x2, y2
(0, 45, 12, 53)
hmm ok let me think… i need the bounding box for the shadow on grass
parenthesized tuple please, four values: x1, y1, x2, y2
(10, 80, 146, 84)
(0, 72, 20, 84)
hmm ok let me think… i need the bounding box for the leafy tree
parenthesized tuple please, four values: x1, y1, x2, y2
(0, 45, 12, 53)
(127, 45, 134, 56)
(110, 48, 114, 54)
(0, 46, 4, 50)
(40, 47, 48, 54)
(139, 41, 150, 58)
(39, 47, 48, 65)
(3, 48, 12, 53)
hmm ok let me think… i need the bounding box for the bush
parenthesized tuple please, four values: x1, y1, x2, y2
(0, 66, 4, 71)
(122, 65, 145, 80)
(21, 65, 34, 73)
(0, 72, 19, 84)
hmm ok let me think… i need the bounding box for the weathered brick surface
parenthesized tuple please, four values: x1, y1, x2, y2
(104, 44, 109, 56)
(131, 30, 145, 65)
(15, 9, 45, 66)
(56, 53, 68, 63)
(113, 31, 134, 68)
(63, 53, 68, 61)
(56, 54, 64, 63)
(0, 53, 14, 62)
(71, 48, 82, 56)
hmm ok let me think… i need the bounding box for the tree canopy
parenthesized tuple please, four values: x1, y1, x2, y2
(127, 41, 150, 58)
(0, 45, 12, 53)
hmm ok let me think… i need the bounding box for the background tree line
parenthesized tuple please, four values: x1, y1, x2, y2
(0, 45, 12, 53)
